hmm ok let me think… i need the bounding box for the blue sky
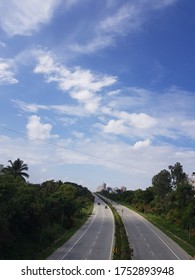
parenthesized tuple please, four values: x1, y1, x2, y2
(1, 0, 195, 190)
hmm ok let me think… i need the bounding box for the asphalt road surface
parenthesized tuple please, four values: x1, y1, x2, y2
(47, 194, 114, 260)
(112, 200, 191, 260)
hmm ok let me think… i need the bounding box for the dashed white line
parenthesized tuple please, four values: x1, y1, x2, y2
(127, 210, 180, 259)
(61, 204, 98, 259)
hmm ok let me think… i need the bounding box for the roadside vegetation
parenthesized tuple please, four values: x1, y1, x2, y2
(0, 159, 94, 259)
(100, 162, 195, 257)
(96, 194, 133, 259)
(110, 203, 133, 260)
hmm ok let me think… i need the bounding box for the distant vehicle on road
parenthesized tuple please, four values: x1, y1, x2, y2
(105, 205, 108, 209)
(98, 202, 100, 205)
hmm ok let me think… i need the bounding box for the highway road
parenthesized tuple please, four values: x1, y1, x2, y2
(47, 194, 114, 260)
(98, 194, 190, 260)
(114, 201, 191, 260)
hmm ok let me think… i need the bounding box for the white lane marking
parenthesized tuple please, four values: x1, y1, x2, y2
(89, 249, 92, 254)
(142, 221, 180, 259)
(128, 210, 180, 259)
(61, 204, 98, 259)
(95, 194, 118, 260)
(147, 243, 150, 248)
(93, 240, 96, 246)
(151, 251, 154, 256)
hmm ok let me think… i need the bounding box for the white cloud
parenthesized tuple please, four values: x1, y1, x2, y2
(101, 86, 195, 141)
(121, 112, 157, 129)
(70, 90, 101, 112)
(14, 85, 195, 143)
(133, 139, 151, 150)
(0, 58, 18, 84)
(102, 119, 129, 135)
(99, 111, 157, 139)
(26, 115, 58, 140)
(34, 52, 117, 112)
(101, 108, 157, 130)
(34, 53, 117, 92)
(0, 0, 61, 36)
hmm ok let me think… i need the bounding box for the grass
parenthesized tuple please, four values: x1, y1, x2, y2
(111, 204, 133, 259)
(96, 194, 133, 259)
(143, 213, 195, 258)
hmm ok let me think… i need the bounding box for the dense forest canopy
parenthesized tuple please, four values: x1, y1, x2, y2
(0, 159, 94, 259)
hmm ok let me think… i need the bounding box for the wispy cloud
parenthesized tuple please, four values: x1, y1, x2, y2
(71, 0, 177, 53)
(0, 41, 6, 48)
(0, 58, 18, 84)
(1, 127, 195, 188)
(63, 0, 82, 10)
(34, 51, 117, 112)
(12, 99, 88, 117)
(13, 84, 195, 143)
(0, 0, 61, 36)
(100, 86, 195, 142)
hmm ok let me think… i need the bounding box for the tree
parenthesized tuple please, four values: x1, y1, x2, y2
(152, 169, 172, 200)
(168, 162, 187, 188)
(175, 183, 194, 210)
(2, 158, 29, 181)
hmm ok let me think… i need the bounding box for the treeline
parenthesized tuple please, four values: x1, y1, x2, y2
(0, 170, 93, 259)
(101, 162, 195, 242)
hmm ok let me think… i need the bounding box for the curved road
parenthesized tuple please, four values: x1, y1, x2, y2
(47, 194, 114, 260)
(114, 201, 190, 260)
(99, 194, 190, 260)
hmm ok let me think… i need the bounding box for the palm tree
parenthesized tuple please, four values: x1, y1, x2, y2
(2, 158, 29, 181)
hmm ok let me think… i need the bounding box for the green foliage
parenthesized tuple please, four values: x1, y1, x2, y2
(2, 158, 29, 181)
(112, 207, 132, 260)
(152, 169, 172, 200)
(100, 162, 195, 255)
(168, 162, 187, 188)
(0, 173, 93, 259)
(97, 195, 133, 260)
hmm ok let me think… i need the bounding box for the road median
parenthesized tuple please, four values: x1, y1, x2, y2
(96, 194, 133, 260)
